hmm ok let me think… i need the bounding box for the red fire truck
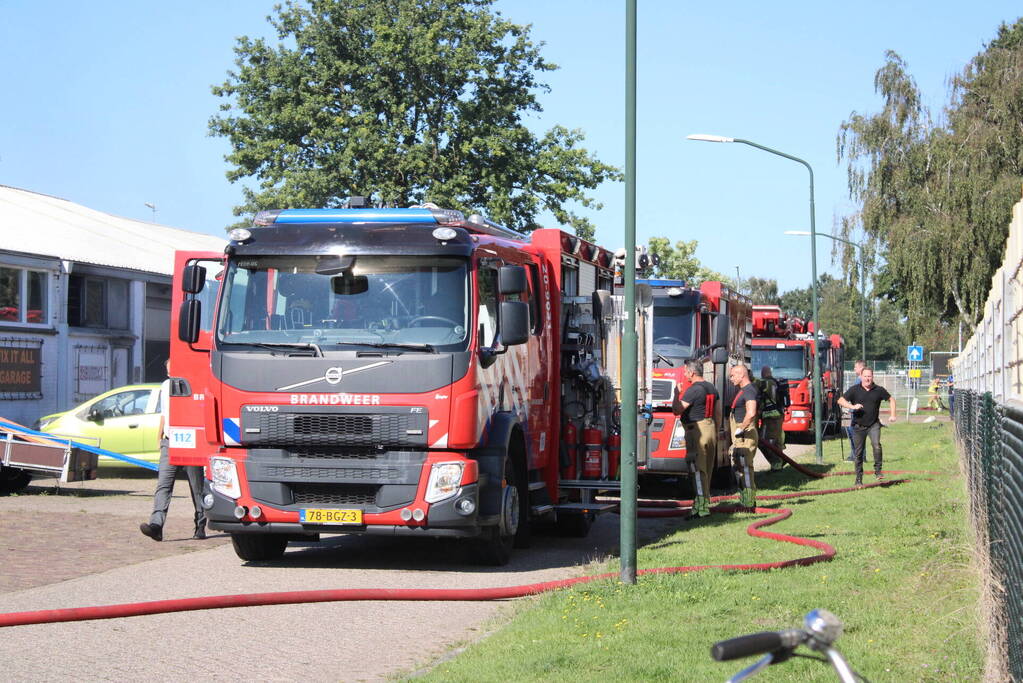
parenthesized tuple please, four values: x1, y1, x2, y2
(750, 305, 845, 437)
(639, 279, 752, 486)
(168, 203, 642, 565)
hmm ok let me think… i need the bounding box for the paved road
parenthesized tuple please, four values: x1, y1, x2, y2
(0, 469, 686, 681)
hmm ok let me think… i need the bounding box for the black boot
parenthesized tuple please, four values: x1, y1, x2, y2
(139, 523, 163, 542)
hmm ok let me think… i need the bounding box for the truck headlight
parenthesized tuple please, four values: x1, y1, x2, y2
(790, 410, 807, 417)
(425, 462, 464, 503)
(210, 457, 241, 499)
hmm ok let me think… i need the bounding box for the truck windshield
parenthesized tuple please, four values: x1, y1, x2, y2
(652, 305, 695, 359)
(216, 255, 470, 352)
(752, 347, 806, 380)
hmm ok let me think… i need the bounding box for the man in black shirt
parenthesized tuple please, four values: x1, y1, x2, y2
(837, 368, 897, 485)
(728, 364, 760, 508)
(672, 360, 719, 518)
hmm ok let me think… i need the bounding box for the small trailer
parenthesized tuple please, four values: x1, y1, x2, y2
(0, 421, 98, 494)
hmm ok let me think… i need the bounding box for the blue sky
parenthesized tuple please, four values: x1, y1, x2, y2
(2, 1, 1020, 292)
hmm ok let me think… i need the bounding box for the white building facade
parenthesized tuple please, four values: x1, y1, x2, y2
(0, 186, 225, 426)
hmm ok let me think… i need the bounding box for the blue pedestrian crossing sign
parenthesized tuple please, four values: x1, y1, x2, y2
(907, 345, 924, 362)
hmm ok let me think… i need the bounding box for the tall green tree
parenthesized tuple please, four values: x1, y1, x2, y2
(210, 0, 620, 236)
(646, 237, 727, 284)
(745, 277, 780, 305)
(837, 20, 1023, 333)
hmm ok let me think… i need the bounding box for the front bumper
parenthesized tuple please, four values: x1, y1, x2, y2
(206, 448, 481, 536)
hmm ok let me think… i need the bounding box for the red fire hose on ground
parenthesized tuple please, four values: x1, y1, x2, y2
(0, 442, 923, 629)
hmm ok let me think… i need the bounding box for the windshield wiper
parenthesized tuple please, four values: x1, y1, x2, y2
(233, 342, 323, 357)
(354, 341, 435, 353)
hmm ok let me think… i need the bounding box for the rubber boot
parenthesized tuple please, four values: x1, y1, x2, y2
(693, 495, 710, 517)
(739, 488, 756, 509)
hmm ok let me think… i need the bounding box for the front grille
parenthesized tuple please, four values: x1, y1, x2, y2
(240, 406, 428, 449)
(292, 483, 379, 506)
(265, 466, 404, 481)
(290, 448, 381, 460)
(294, 415, 372, 435)
(652, 379, 674, 402)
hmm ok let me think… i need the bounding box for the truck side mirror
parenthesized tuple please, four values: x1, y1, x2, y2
(498, 265, 527, 295)
(178, 300, 201, 343)
(181, 264, 207, 294)
(711, 346, 728, 364)
(711, 312, 729, 348)
(499, 301, 529, 346)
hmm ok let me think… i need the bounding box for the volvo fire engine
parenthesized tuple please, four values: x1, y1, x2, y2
(750, 305, 845, 437)
(169, 203, 648, 565)
(637, 279, 752, 486)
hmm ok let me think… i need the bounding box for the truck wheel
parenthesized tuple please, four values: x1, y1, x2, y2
(472, 457, 521, 566)
(512, 457, 532, 549)
(230, 533, 289, 561)
(0, 466, 31, 495)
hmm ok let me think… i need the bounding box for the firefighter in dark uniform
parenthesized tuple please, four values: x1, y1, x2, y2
(755, 366, 786, 470)
(672, 360, 719, 519)
(728, 363, 759, 509)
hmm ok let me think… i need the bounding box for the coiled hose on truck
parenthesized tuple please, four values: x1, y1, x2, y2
(0, 440, 922, 629)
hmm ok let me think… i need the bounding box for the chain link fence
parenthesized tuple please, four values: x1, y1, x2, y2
(952, 391, 1022, 681)
(950, 197, 1023, 681)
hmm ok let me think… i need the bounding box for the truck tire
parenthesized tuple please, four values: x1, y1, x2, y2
(230, 533, 289, 562)
(0, 466, 31, 495)
(472, 456, 521, 565)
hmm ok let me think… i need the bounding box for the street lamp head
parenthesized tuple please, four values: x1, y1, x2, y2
(687, 134, 735, 143)
(784, 230, 811, 236)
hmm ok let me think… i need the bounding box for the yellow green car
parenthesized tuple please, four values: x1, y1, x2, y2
(37, 384, 162, 466)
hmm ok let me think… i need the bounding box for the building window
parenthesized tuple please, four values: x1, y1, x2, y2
(0, 265, 48, 325)
(69, 275, 129, 329)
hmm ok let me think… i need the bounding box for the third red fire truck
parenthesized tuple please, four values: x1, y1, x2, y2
(750, 305, 845, 437)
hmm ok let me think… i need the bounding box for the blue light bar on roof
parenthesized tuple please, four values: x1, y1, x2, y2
(268, 208, 440, 224)
(637, 279, 686, 288)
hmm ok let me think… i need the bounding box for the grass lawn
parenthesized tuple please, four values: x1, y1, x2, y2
(407, 420, 983, 682)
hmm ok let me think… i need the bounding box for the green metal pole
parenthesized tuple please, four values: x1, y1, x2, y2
(860, 258, 866, 362)
(619, 0, 638, 585)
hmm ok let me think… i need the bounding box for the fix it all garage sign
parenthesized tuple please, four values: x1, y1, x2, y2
(0, 343, 41, 394)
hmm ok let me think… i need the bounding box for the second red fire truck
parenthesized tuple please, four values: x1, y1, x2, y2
(638, 279, 752, 487)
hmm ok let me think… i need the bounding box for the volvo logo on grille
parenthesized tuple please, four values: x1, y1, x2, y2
(275, 360, 393, 392)
(245, 405, 279, 412)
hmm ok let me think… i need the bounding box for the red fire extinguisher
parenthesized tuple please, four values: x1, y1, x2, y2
(582, 425, 604, 479)
(606, 430, 621, 479)
(562, 420, 578, 479)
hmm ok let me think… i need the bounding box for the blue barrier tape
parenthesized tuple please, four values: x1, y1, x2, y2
(0, 418, 159, 472)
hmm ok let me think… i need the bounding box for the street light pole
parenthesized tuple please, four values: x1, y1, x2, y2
(785, 231, 868, 361)
(688, 134, 824, 464)
(619, 0, 638, 585)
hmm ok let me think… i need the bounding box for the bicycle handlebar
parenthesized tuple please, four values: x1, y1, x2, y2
(711, 629, 804, 661)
